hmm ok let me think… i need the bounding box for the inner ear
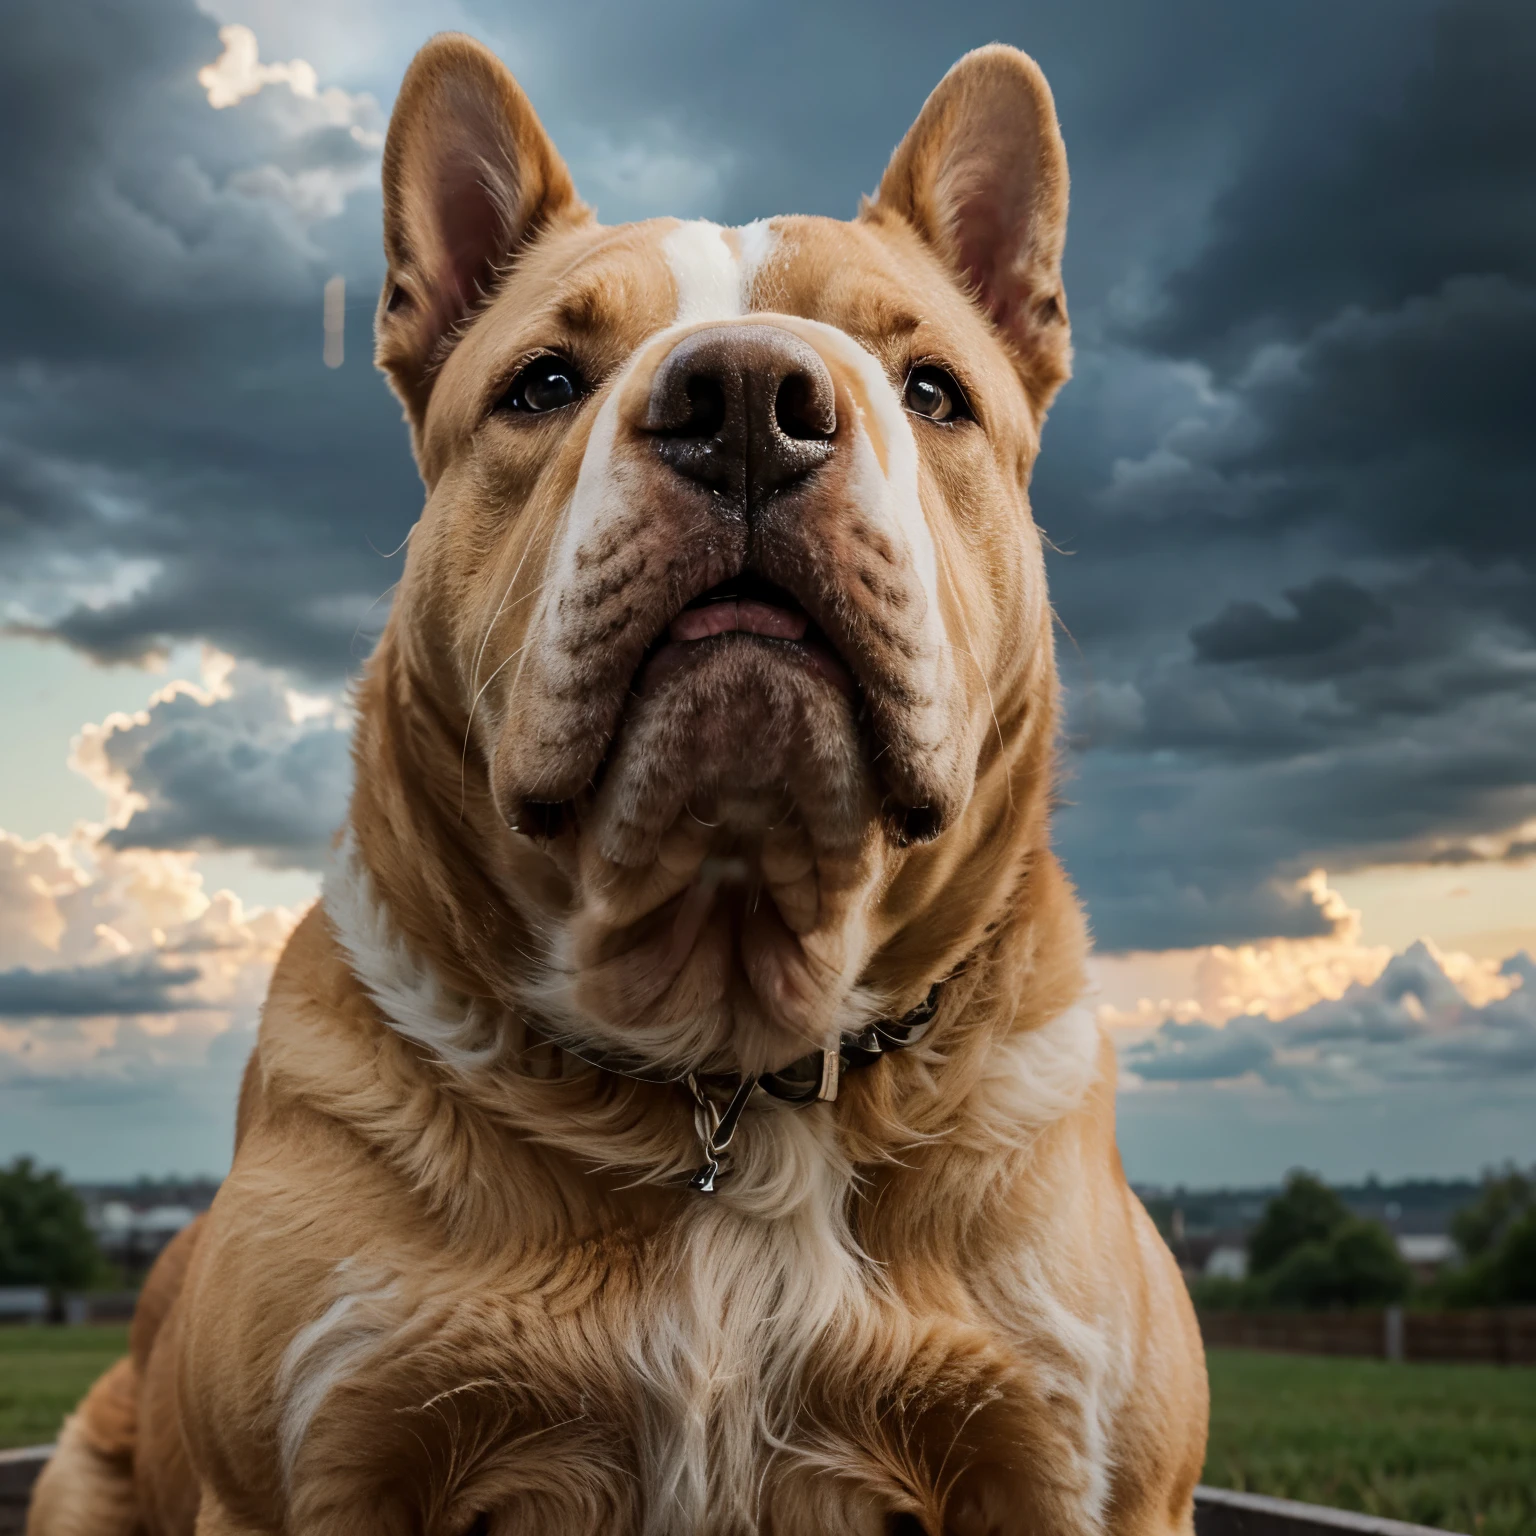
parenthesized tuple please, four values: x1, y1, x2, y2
(376, 33, 587, 430)
(873, 44, 1071, 412)
(432, 127, 520, 316)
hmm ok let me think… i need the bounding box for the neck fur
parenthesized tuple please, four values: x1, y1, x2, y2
(329, 622, 1090, 1186)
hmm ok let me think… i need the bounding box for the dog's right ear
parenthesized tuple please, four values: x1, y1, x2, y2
(874, 46, 1070, 415)
(376, 34, 585, 430)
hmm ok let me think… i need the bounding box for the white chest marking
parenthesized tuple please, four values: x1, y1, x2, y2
(276, 1269, 400, 1486)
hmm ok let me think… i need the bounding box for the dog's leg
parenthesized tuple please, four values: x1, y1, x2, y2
(26, 1358, 141, 1536)
(812, 1320, 1110, 1536)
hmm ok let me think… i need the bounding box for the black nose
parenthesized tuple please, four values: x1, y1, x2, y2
(643, 324, 837, 510)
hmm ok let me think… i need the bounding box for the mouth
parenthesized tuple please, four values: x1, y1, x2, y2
(555, 568, 882, 1073)
(636, 572, 859, 702)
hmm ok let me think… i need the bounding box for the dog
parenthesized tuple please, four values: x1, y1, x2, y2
(29, 33, 1207, 1536)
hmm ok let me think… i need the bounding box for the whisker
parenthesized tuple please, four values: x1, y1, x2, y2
(352, 580, 400, 658)
(366, 525, 415, 560)
(932, 541, 1013, 812)
(458, 627, 542, 819)
(459, 533, 547, 820)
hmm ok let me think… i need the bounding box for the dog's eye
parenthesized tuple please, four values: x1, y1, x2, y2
(902, 365, 970, 424)
(500, 355, 585, 415)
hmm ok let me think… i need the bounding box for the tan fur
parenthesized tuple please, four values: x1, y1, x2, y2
(34, 36, 1206, 1536)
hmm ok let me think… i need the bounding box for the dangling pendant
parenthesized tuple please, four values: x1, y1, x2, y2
(684, 1073, 758, 1195)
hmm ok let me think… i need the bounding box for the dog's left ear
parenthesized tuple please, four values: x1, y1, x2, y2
(874, 45, 1070, 412)
(376, 33, 587, 433)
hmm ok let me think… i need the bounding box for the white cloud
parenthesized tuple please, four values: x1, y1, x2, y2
(0, 647, 318, 1170)
(196, 23, 383, 222)
(198, 22, 320, 108)
(0, 821, 298, 1084)
(1091, 870, 1519, 1032)
(1119, 938, 1536, 1094)
(71, 648, 353, 870)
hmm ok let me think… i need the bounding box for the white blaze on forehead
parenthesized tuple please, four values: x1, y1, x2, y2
(662, 218, 780, 323)
(663, 220, 742, 324)
(546, 220, 785, 609)
(734, 217, 778, 304)
(543, 226, 948, 705)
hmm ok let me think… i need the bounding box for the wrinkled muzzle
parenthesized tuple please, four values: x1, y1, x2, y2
(491, 315, 976, 1072)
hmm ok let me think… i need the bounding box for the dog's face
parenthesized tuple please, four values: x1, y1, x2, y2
(371, 38, 1070, 1076)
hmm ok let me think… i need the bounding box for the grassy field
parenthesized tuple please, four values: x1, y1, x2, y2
(1205, 1348, 1536, 1536)
(0, 1324, 127, 1450)
(3, 1331, 1534, 1532)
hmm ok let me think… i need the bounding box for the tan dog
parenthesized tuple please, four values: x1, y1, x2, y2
(30, 34, 1206, 1536)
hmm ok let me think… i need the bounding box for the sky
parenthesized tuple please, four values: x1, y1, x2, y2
(1, 0, 1532, 1185)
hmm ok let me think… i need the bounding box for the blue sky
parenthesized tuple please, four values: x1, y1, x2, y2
(1, 0, 1533, 1183)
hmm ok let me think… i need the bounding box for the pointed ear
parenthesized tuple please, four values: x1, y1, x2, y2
(874, 45, 1071, 412)
(376, 33, 586, 427)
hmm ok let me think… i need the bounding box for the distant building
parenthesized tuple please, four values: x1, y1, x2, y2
(1204, 1245, 1249, 1281)
(0, 1288, 48, 1324)
(78, 1179, 219, 1283)
(1396, 1232, 1458, 1281)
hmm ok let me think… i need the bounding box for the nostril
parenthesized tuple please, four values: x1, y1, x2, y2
(682, 374, 727, 438)
(882, 803, 944, 848)
(774, 370, 836, 441)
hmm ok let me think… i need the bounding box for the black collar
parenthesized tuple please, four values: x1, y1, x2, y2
(556, 982, 946, 1194)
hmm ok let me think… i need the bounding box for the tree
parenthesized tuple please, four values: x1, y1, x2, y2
(1486, 1210, 1536, 1304)
(1442, 1168, 1536, 1306)
(1264, 1218, 1412, 1309)
(1247, 1171, 1353, 1275)
(0, 1157, 103, 1290)
(1451, 1164, 1533, 1259)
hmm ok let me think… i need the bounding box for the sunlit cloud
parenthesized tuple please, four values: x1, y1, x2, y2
(70, 647, 352, 871)
(1092, 870, 1522, 1033)
(0, 823, 298, 1083)
(197, 22, 383, 222)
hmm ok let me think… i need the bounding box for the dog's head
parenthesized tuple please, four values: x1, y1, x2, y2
(363, 36, 1073, 1077)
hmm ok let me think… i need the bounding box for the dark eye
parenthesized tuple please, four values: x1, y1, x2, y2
(500, 355, 585, 415)
(902, 365, 970, 424)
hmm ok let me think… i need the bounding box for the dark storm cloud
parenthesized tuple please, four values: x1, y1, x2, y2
(1123, 1021, 1275, 1084)
(1140, 0, 1536, 363)
(1045, 0, 1536, 947)
(0, 959, 201, 1017)
(2, 0, 1532, 941)
(96, 664, 351, 870)
(1192, 578, 1392, 665)
(0, 0, 415, 676)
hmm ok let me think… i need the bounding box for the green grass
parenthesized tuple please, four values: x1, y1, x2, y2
(0, 1324, 128, 1450)
(4, 1331, 1534, 1532)
(1206, 1348, 1536, 1536)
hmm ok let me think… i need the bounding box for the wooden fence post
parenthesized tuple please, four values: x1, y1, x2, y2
(1384, 1306, 1405, 1362)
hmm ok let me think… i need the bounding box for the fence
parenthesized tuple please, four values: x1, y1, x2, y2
(0, 1449, 44, 1534)
(60, 1292, 138, 1325)
(1194, 1485, 1451, 1536)
(0, 1450, 1457, 1536)
(1198, 1306, 1536, 1365)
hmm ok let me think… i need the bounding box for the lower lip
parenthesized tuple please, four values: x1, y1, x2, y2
(639, 632, 857, 698)
(668, 599, 809, 645)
